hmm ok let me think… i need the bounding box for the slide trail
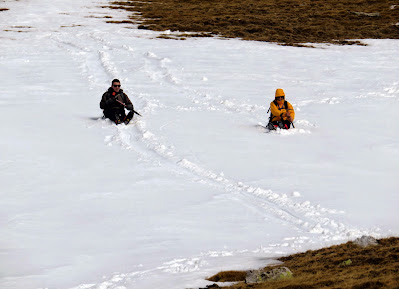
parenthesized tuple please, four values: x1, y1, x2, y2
(53, 29, 372, 246)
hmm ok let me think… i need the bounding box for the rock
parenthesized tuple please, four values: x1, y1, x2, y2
(353, 235, 378, 248)
(245, 267, 293, 284)
(350, 11, 380, 17)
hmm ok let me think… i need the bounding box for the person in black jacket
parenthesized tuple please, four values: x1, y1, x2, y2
(100, 79, 134, 124)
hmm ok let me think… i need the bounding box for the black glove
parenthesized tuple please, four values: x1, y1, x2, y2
(125, 104, 133, 111)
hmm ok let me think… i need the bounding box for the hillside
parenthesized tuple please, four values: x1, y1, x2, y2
(206, 237, 399, 289)
(1, 0, 398, 288)
(107, 0, 399, 46)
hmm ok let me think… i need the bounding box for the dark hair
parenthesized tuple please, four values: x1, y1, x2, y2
(112, 79, 120, 85)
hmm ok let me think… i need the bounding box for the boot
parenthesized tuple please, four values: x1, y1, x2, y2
(267, 122, 276, 130)
(114, 113, 122, 124)
(124, 111, 134, 124)
(277, 121, 285, 129)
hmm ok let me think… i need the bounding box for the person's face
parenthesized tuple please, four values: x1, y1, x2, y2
(112, 82, 121, 92)
(275, 95, 284, 104)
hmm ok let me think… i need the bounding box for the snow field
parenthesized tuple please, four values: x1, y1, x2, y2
(0, 0, 398, 288)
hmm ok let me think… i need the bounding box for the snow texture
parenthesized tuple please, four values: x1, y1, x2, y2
(0, 0, 398, 288)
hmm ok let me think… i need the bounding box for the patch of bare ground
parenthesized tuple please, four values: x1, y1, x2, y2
(85, 15, 113, 19)
(60, 24, 83, 28)
(106, 0, 399, 46)
(204, 237, 399, 289)
(0, 8, 9, 11)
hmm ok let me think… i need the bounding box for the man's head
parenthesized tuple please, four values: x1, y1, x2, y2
(112, 79, 121, 92)
(275, 88, 285, 103)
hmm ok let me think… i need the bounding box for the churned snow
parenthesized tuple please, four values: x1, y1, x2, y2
(0, 0, 398, 288)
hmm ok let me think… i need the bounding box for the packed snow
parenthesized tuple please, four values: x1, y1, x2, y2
(0, 0, 398, 288)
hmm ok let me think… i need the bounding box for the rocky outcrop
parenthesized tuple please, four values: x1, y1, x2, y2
(353, 235, 378, 248)
(245, 267, 293, 284)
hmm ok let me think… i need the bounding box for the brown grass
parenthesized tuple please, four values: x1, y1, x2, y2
(106, 20, 136, 24)
(106, 0, 399, 46)
(208, 271, 247, 283)
(205, 237, 399, 289)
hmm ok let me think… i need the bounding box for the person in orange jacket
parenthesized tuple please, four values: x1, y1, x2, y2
(267, 88, 295, 130)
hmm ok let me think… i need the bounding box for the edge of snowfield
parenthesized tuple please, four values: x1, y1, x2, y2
(0, 0, 398, 289)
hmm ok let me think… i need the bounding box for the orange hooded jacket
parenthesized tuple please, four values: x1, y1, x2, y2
(269, 89, 295, 122)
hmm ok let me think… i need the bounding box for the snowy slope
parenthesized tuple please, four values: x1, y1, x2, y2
(0, 0, 398, 288)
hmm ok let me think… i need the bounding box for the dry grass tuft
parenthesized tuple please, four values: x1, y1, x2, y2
(106, 20, 136, 24)
(207, 271, 247, 282)
(85, 15, 113, 19)
(106, 0, 399, 46)
(205, 237, 399, 289)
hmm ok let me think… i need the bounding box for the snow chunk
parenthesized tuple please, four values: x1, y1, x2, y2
(291, 191, 301, 197)
(142, 130, 154, 139)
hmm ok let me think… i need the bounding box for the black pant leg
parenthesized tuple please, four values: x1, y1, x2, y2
(104, 108, 125, 122)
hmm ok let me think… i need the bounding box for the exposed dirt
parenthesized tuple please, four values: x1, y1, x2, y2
(106, 0, 399, 46)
